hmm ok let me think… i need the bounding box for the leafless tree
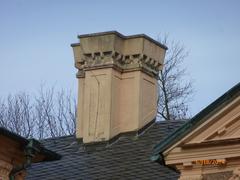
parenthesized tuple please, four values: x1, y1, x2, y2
(0, 87, 76, 139)
(158, 36, 194, 121)
(34, 86, 76, 139)
(0, 93, 35, 138)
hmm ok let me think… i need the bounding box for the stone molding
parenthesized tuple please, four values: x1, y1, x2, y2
(71, 31, 167, 79)
(75, 50, 162, 78)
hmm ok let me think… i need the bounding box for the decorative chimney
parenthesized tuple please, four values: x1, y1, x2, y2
(71, 31, 167, 143)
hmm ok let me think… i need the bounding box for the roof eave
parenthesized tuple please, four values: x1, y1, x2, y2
(0, 128, 61, 162)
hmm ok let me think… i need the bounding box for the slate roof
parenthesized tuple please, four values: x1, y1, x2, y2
(26, 120, 185, 180)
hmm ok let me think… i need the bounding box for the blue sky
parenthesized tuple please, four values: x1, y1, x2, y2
(0, 0, 239, 115)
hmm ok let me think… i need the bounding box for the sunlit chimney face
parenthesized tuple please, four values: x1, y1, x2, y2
(71, 31, 167, 143)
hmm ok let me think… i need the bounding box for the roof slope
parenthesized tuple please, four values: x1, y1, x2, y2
(27, 120, 184, 180)
(152, 82, 240, 161)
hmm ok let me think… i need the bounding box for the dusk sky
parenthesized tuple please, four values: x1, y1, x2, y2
(0, 0, 239, 116)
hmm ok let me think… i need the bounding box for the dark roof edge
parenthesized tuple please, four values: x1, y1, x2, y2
(40, 144, 61, 161)
(0, 127, 28, 145)
(77, 31, 168, 50)
(40, 134, 74, 142)
(71, 42, 80, 47)
(152, 82, 240, 160)
(0, 127, 61, 161)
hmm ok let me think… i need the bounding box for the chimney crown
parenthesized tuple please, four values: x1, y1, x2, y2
(72, 31, 167, 78)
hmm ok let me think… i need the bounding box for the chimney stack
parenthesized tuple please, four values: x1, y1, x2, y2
(71, 31, 167, 143)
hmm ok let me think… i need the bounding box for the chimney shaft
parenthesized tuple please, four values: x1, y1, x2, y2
(71, 31, 167, 143)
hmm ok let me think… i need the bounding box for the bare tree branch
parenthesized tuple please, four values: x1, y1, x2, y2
(0, 86, 77, 139)
(157, 36, 194, 121)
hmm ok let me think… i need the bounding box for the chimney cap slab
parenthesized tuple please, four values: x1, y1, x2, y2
(77, 31, 168, 50)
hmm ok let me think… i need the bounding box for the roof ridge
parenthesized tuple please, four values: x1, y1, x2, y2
(40, 134, 75, 142)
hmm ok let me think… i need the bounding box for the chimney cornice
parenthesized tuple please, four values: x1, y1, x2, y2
(72, 31, 167, 78)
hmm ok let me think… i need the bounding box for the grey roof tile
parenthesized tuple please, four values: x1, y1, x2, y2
(27, 120, 185, 180)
